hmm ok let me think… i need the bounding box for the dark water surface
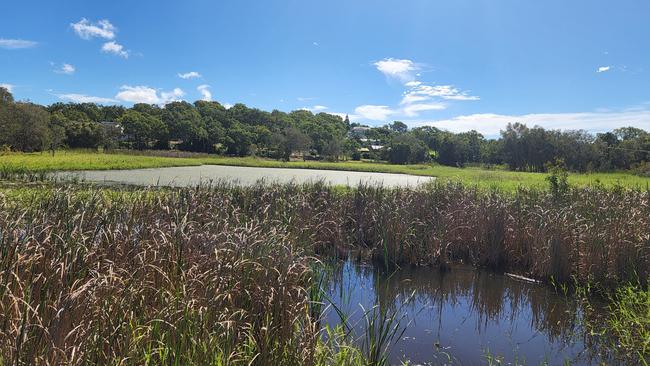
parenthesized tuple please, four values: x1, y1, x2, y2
(324, 262, 615, 365)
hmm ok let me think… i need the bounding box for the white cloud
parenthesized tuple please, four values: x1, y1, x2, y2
(57, 93, 117, 104)
(71, 18, 116, 40)
(597, 66, 611, 73)
(297, 96, 317, 102)
(403, 102, 446, 117)
(197, 84, 212, 101)
(313, 41, 319, 46)
(54, 63, 75, 75)
(223, 103, 233, 109)
(116, 86, 159, 104)
(370, 57, 478, 118)
(354, 105, 396, 121)
(415, 109, 650, 136)
(328, 112, 361, 122)
(0, 83, 14, 92)
(0, 38, 38, 49)
(178, 71, 202, 79)
(374, 58, 419, 83)
(115, 85, 185, 105)
(393, 82, 477, 117)
(101, 41, 129, 58)
(402, 84, 479, 104)
(301, 105, 328, 112)
(400, 94, 430, 105)
(160, 88, 185, 103)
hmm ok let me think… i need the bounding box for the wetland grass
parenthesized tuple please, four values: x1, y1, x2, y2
(0, 181, 648, 364)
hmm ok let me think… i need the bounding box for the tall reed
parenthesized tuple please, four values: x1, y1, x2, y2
(0, 180, 648, 364)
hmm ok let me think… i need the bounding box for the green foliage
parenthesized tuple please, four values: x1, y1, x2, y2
(2, 150, 650, 191)
(388, 134, 429, 164)
(607, 285, 650, 363)
(545, 161, 570, 197)
(0, 84, 648, 172)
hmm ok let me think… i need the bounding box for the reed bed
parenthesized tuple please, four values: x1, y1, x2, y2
(0, 181, 648, 364)
(0, 187, 325, 365)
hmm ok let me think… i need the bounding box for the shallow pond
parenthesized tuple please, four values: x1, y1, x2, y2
(55, 165, 433, 187)
(324, 261, 615, 365)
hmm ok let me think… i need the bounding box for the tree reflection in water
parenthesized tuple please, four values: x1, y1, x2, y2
(323, 261, 616, 365)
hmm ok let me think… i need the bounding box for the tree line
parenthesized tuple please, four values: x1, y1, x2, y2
(1, 86, 648, 174)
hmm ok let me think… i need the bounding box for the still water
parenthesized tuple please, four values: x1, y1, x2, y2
(55, 165, 433, 187)
(324, 261, 614, 365)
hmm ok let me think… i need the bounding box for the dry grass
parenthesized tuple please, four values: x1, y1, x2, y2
(0, 187, 321, 365)
(0, 181, 648, 364)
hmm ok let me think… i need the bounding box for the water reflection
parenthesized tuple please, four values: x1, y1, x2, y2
(324, 261, 614, 365)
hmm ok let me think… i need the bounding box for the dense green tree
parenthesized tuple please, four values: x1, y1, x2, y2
(1, 88, 647, 171)
(119, 110, 167, 149)
(273, 127, 312, 161)
(48, 124, 66, 155)
(388, 134, 428, 164)
(10, 103, 51, 152)
(388, 121, 408, 133)
(224, 122, 255, 156)
(0, 87, 15, 148)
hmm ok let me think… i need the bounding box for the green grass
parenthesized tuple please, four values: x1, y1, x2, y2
(607, 285, 650, 363)
(2, 150, 649, 189)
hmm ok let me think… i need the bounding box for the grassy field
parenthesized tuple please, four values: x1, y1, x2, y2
(1, 150, 649, 189)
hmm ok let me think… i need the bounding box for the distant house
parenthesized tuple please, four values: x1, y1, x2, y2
(349, 126, 370, 139)
(169, 140, 184, 149)
(99, 121, 129, 142)
(99, 121, 121, 130)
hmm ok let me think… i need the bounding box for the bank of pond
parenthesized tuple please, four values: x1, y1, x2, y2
(0, 181, 647, 365)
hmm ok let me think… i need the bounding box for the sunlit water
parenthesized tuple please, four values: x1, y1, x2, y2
(324, 261, 615, 365)
(54, 165, 433, 187)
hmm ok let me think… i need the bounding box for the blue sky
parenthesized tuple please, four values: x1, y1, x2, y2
(2, 0, 650, 136)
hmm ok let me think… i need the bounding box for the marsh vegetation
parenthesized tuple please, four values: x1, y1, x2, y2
(0, 179, 648, 365)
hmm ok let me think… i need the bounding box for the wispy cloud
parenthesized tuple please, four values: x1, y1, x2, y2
(415, 108, 650, 136)
(0, 38, 38, 49)
(597, 66, 611, 73)
(57, 93, 116, 104)
(197, 84, 212, 101)
(178, 71, 202, 79)
(0, 83, 14, 92)
(297, 96, 317, 102)
(403, 102, 446, 117)
(402, 83, 479, 103)
(300, 105, 328, 112)
(374, 58, 420, 83)
(397, 82, 477, 116)
(115, 85, 184, 105)
(368, 57, 479, 119)
(54, 63, 75, 75)
(71, 18, 116, 40)
(354, 105, 396, 121)
(101, 41, 129, 58)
